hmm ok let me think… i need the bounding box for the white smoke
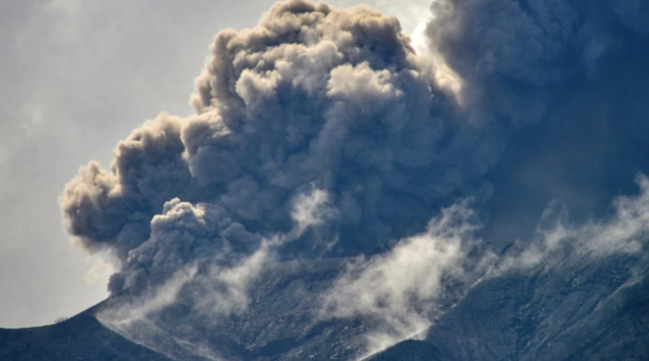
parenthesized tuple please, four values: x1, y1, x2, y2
(323, 201, 481, 356)
(498, 174, 649, 273)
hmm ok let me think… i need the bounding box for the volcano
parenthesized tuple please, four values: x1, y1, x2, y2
(2, 246, 649, 360)
(4, 0, 649, 359)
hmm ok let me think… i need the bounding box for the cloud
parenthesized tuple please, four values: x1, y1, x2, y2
(61, 0, 504, 296)
(323, 201, 480, 356)
(290, 186, 336, 235)
(498, 174, 649, 272)
(422, 0, 649, 252)
(427, 0, 649, 125)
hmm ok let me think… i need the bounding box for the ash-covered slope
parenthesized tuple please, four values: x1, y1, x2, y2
(0, 306, 173, 361)
(559, 271, 649, 361)
(3, 249, 649, 361)
(368, 340, 444, 361)
(94, 258, 362, 361)
(373, 250, 649, 361)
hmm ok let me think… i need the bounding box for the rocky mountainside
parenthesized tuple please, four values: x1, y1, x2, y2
(371, 252, 649, 361)
(2, 249, 648, 361)
(0, 306, 173, 361)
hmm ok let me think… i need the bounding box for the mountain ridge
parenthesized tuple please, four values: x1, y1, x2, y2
(2, 250, 648, 361)
(0, 305, 173, 361)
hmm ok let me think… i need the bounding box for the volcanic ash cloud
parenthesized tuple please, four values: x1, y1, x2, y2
(61, 0, 499, 294)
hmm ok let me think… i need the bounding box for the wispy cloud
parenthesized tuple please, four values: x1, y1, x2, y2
(498, 174, 649, 272)
(323, 201, 479, 356)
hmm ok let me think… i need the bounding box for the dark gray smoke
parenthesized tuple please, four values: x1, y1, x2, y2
(61, 0, 502, 294)
(425, 0, 649, 241)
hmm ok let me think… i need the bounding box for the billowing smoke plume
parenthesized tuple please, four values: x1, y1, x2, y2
(60, 0, 649, 359)
(426, 0, 649, 241)
(428, 0, 649, 123)
(61, 0, 500, 295)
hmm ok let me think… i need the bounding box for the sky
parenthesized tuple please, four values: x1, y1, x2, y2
(0, 0, 430, 329)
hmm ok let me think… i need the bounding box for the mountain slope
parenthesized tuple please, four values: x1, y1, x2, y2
(553, 270, 649, 361)
(2, 252, 649, 361)
(372, 252, 649, 361)
(0, 307, 173, 361)
(368, 340, 443, 361)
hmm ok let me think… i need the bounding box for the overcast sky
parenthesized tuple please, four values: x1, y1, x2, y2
(0, 0, 428, 328)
